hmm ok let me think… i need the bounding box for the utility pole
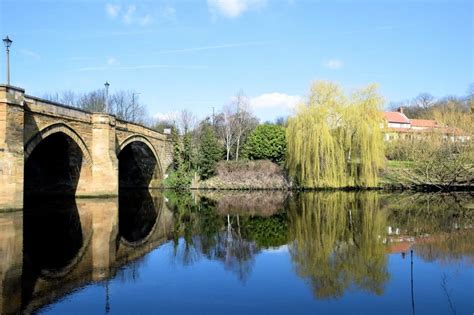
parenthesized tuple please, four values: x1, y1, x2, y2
(212, 106, 215, 126)
(3, 36, 13, 85)
(132, 92, 141, 122)
(411, 249, 416, 315)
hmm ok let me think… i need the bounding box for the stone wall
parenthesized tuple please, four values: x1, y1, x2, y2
(0, 86, 25, 210)
(0, 85, 173, 210)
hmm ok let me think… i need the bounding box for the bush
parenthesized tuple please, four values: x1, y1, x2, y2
(200, 160, 290, 189)
(385, 140, 416, 161)
(164, 167, 193, 190)
(243, 124, 286, 164)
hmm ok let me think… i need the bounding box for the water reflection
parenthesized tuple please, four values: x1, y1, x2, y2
(0, 189, 169, 315)
(288, 192, 388, 298)
(119, 189, 162, 245)
(22, 196, 85, 311)
(167, 191, 473, 299)
(0, 191, 472, 314)
(384, 193, 474, 264)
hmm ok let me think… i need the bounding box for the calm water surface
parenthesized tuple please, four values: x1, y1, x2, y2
(1, 190, 473, 314)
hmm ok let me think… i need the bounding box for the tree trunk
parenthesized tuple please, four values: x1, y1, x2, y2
(235, 137, 240, 160)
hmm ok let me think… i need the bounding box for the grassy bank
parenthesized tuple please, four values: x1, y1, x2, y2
(197, 160, 290, 190)
(165, 159, 472, 192)
(380, 160, 473, 191)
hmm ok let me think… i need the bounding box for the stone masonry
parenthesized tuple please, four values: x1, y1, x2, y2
(0, 85, 173, 211)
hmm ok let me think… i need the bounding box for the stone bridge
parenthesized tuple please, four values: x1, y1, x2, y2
(0, 85, 173, 210)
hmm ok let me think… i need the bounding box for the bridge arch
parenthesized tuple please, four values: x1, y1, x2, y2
(117, 135, 163, 188)
(25, 123, 92, 164)
(24, 123, 92, 195)
(118, 189, 164, 248)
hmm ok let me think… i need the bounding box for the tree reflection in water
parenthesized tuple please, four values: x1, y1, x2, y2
(168, 192, 259, 282)
(384, 193, 474, 264)
(166, 191, 473, 299)
(288, 192, 388, 299)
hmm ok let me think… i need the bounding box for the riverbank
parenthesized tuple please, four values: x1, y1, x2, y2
(188, 160, 473, 192)
(197, 160, 291, 190)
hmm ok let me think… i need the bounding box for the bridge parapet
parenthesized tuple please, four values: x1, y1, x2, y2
(0, 85, 173, 211)
(25, 95, 92, 122)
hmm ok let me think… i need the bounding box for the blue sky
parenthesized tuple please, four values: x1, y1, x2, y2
(0, 0, 472, 121)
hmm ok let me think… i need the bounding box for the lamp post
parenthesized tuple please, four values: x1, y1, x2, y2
(104, 81, 110, 113)
(3, 36, 12, 85)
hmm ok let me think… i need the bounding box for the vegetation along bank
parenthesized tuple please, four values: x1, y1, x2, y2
(47, 81, 473, 191)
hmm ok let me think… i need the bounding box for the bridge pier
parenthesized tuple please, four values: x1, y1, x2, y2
(0, 211, 23, 314)
(82, 113, 119, 197)
(0, 86, 25, 210)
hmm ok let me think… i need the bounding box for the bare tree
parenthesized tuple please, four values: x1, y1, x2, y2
(178, 109, 197, 134)
(109, 91, 147, 124)
(77, 89, 106, 112)
(43, 89, 149, 124)
(413, 93, 435, 109)
(467, 84, 474, 111)
(216, 105, 237, 161)
(232, 91, 258, 160)
(42, 90, 78, 106)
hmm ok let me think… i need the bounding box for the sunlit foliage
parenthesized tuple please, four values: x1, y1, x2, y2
(286, 81, 385, 188)
(288, 192, 389, 298)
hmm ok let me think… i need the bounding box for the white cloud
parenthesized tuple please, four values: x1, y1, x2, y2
(153, 111, 179, 122)
(105, 4, 121, 18)
(107, 57, 117, 65)
(140, 14, 153, 26)
(123, 5, 136, 24)
(249, 92, 301, 110)
(162, 6, 176, 20)
(106, 4, 152, 27)
(207, 0, 267, 18)
(19, 49, 41, 60)
(151, 41, 271, 54)
(323, 59, 344, 70)
(74, 64, 207, 72)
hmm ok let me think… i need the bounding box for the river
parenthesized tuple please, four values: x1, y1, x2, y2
(0, 190, 473, 314)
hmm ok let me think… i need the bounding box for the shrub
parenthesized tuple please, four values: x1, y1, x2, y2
(243, 124, 286, 164)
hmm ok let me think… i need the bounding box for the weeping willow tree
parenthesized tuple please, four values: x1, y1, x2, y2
(286, 81, 385, 188)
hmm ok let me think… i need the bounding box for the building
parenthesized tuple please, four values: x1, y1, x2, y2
(382, 107, 469, 142)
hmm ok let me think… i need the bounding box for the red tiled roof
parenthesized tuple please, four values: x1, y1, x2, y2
(386, 241, 413, 254)
(410, 119, 438, 128)
(440, 127, 468, 136)
(383, 112, 410, 124)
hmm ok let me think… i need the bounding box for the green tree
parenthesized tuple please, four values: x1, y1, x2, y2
(171, 125, 182, 170)
(166, 125, 192, 189)
(243, 124, 286, 164)
(182, 132, 193, 171)
(197, 123, 222, 179)
(286, 81, 385, 188)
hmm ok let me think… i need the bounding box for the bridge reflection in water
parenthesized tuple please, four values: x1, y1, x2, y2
(0, 189, 172, 315)
(0, 191, 473, 314)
